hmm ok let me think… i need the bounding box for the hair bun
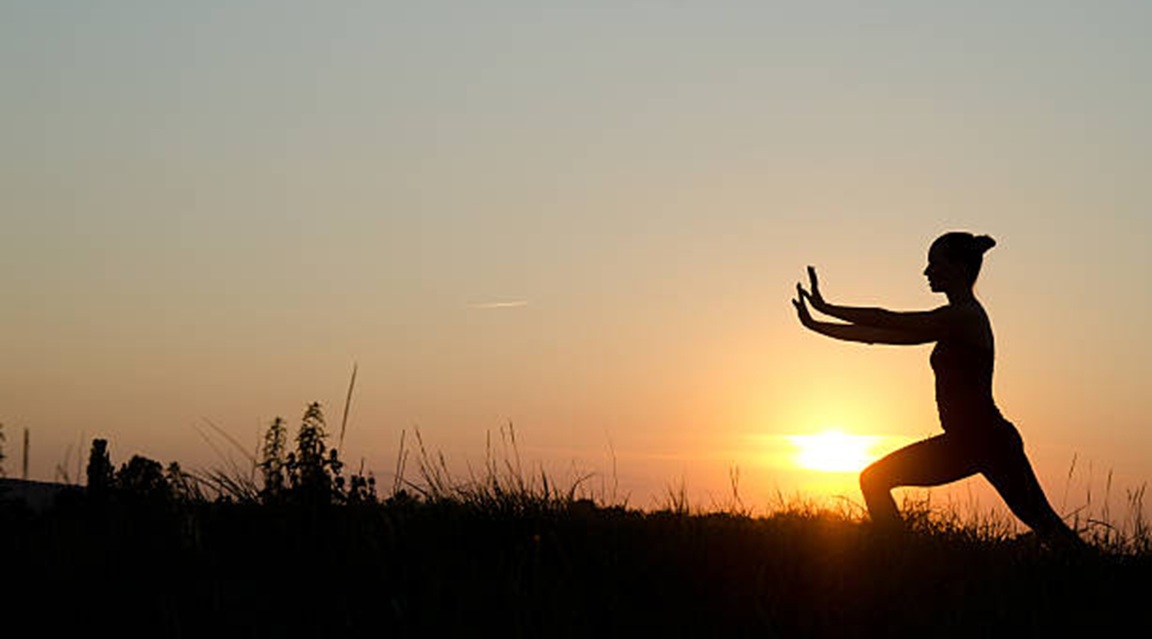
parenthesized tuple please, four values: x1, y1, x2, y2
(973, 234, 997, 254)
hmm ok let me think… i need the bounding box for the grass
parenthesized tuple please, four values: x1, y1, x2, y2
(4, 413, 1150, 638)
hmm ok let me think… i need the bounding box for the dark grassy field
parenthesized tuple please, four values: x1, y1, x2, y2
(3, 409, 1148, 637)
(4, 486, 1149, 638)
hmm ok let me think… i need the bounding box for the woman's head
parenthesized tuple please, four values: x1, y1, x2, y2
(924, 232, 996, 292)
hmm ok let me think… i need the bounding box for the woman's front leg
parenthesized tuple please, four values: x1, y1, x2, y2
(859, 434, 980, 530)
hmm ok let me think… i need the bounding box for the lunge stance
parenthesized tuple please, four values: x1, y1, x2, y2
(792, 232, 1080, 544)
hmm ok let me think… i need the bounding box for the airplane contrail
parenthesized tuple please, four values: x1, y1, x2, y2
(467, 300, 529, 309)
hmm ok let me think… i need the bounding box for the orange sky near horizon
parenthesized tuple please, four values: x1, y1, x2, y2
(2, 2, 1150, 524)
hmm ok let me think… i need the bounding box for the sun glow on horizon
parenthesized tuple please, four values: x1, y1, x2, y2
(788, 430, 885, 473)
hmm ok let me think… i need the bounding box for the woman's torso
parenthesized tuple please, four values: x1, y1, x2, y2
(930, 301, 1007, 434)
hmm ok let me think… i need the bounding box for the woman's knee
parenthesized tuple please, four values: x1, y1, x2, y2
(859, 461, 890, 495)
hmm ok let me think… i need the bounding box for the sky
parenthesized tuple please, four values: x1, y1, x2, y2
(2, 1, 1150, 520)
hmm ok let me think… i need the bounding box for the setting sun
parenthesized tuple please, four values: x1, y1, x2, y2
(789, 430, 884, 473)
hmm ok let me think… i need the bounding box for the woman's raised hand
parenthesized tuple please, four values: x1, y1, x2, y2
(792, 284, 814, 328)
(798, 266, 828, 313)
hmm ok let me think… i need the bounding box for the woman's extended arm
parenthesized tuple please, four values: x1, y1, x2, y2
(800, 266, 953, 336)
(792, 292, 936, 345)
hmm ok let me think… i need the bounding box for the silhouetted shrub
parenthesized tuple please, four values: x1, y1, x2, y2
(86, 438, 114, 495)
(117, 454, 169, 500)
(259, 416, 288, 502)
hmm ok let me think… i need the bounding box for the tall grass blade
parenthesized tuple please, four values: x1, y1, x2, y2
(338, 362, 358, 453)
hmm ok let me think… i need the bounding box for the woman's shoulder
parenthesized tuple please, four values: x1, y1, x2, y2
(942, 300, 993, 348)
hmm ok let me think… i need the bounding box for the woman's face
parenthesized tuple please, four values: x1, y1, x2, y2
(923, 246, 965, 293)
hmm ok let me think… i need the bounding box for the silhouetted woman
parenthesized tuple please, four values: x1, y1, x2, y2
(792, 232, 1081, 545)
